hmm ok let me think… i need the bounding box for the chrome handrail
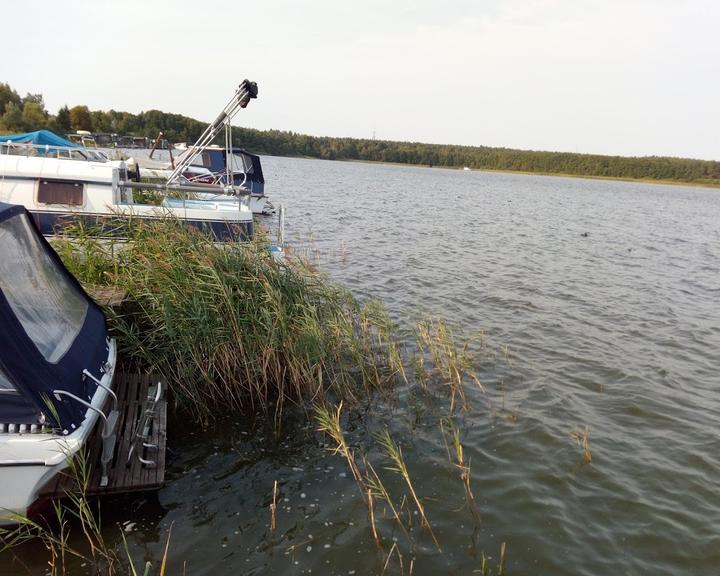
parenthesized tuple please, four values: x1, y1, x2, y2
(1, 141, 110, 162)
(82, 369, 117, 413)
(52, 390, 110, 433)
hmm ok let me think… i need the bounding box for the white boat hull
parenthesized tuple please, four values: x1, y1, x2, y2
(0, 339, 117, 526)
(0, 154, 255, 241)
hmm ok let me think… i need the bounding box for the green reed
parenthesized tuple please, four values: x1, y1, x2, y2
(415, 319, 485, 413)
(377, 430, 441, 551)
(440, 417, 480, 522)
(54, 217, 400, 422)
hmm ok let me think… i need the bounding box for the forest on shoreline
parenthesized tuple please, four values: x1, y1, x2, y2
(2, 81, 718, 186)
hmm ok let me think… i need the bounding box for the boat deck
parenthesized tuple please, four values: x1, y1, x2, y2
(40, 373, 167, 497)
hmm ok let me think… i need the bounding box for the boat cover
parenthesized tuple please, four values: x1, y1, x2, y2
(0, 203, 109, 431)
(203, 148, 265, 194)
(0, 129, 79, 148)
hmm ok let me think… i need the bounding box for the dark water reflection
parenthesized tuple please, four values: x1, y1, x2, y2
(3, 158, 718, 575)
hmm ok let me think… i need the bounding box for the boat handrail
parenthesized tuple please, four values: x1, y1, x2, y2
(52, 390, 112, 435)
(82, 369, 118, 413)
(0, 141, 110, 163)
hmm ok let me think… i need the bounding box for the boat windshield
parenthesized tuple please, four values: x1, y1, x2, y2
(0, 366, 16, 392)
(0, 214, 88, 363)
(230, 153, 254, 174)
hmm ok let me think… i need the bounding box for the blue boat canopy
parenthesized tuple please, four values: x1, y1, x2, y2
(0, 203, 110, 431)
(201, 148, 265, 194)
(0, 129, 79, 148)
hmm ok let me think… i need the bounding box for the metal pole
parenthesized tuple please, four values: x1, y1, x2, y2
(166, 80, 257, 183)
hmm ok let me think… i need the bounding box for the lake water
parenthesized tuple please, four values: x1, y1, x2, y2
(257, 158, 720, 575)
(3, 157, 719, 575)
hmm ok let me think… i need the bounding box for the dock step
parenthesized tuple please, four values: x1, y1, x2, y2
(40, 373, 167, 497)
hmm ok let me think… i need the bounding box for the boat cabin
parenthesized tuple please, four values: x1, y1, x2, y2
(183, 147, 265, 195)
(0, 202, 117, 522)
(0, 202, 114, 431)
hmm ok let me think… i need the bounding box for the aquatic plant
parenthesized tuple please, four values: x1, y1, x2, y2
(440, 417, 480, 522)
(571, 426, 592, 465)
(415, 319, 485, 412)
(376, 430, 441, 551)
(54, 217, 400, 422)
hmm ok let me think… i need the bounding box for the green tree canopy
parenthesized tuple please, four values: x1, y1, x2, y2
(0, 101, 24, 132)
(69, 105, 93, 131)
(20, 101, 48, 131)
(0, 82, 21, 115)
(55, 105, 72, 133)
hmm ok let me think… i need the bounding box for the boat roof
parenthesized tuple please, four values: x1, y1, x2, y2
(0, 203, 110, 431)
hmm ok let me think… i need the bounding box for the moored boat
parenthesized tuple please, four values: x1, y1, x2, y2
(0, 202, 117, 524)
(0, 133, 254, 241)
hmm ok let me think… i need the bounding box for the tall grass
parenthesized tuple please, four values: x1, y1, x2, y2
(54, 218, 400, 422)
(415, 319, 485, 413)
(47, 216, 512, 571)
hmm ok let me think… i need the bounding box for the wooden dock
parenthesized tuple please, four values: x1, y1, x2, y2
(40, 373, 167, 498)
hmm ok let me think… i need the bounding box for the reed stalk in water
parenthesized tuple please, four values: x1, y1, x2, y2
(440, 418, 480, 522)
(377, 430, 441, 551)
(270, 480, 279, 531)
(415, 319, 485, 411)
(571, 427, 592, 465)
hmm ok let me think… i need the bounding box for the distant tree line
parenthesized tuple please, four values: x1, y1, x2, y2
(1, 81, 718, 185)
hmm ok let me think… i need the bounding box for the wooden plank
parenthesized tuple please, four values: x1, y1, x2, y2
(39, 372, 167, 499)
(86, 286, 128, 307)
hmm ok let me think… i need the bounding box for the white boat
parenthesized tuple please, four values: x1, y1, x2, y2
(126, 147, 274, 215)
(0, 133, 254, 241)
(0, 202, 117, 524)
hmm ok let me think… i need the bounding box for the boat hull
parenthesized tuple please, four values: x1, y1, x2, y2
(28, 209, 254, 242)
(0, 339, 117, 526)
(0, 462, 67, 525)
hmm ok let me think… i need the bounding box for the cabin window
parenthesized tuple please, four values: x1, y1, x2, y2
(0, 214, 88, 363)
(200, 151, 212, 168)
(230, 153, 253, 174)
(37, 179, 84, 206)
(0, 367, 17, 393)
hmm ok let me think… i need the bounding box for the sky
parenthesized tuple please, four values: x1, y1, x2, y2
(3, 0, 719, 160)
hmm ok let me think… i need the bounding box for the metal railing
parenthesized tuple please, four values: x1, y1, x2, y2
(0, 141, 111, 162)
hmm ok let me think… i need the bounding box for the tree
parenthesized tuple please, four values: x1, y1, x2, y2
(90, 110, 112, 133)
(20, 101, 48, 131)
(0, 83, 21, 115)
(55, 105, 71, 133)
(22, 93, 44, 105)
(0, 101, 25, 132)
(69, 105, 93, 131)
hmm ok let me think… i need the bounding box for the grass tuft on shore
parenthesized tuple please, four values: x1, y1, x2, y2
(54, 218, 399, 422)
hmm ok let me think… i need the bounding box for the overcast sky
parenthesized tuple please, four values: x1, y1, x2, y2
(4, 0, 718, 159)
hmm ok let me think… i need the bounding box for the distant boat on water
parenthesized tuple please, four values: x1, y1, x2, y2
(463, 166, 471, 171)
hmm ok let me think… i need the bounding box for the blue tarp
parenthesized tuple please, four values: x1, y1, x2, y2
(0, 203, 109, 431)
(0, 129, 79, 148)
